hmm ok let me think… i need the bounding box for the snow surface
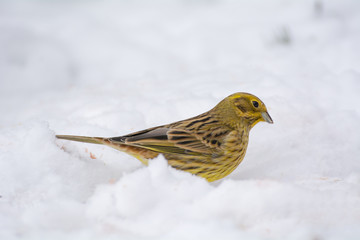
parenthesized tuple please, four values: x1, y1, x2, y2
(1, 0, 360, 239)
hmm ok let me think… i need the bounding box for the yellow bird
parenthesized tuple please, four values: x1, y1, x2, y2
(57, 92, 273, 182)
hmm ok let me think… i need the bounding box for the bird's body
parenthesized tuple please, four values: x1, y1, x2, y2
(57, 92, 273, 182)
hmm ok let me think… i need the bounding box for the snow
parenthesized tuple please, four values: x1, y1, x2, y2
(1, 0, 360, 239)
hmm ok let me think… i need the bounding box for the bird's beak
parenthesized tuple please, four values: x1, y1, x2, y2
(261, 111, 273, 124)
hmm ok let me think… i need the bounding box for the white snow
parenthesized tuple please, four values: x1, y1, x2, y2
(1, 0, 360, 239)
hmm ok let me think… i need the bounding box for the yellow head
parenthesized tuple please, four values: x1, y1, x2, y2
(216, 92, 273, 128)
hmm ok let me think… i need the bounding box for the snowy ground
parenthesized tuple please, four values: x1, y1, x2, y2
(1, 0, 360, 239)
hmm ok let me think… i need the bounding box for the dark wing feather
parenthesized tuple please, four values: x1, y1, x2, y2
(167, 129, 213, 154)
(108, 127, 215, 156)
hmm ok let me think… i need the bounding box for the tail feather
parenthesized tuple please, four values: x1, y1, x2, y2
(56, 134, 160, 165)
(56, 135, 105, 145)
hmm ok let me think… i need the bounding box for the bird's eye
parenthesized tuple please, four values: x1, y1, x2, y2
(252, 101, 259, 108)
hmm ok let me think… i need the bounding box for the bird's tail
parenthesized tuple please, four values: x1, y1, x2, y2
(56, 135, 106, 145)
(56, 134, 159, 165)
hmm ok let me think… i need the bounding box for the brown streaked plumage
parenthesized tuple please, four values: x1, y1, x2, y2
(56, 92, 273, 182)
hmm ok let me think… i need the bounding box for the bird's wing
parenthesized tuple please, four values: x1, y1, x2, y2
(109, 127, 216, 156)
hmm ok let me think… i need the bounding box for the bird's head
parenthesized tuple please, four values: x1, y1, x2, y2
(219, 92, 273, 129)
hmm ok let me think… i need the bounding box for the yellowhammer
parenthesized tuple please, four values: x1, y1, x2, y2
(56, 92, 273, 182)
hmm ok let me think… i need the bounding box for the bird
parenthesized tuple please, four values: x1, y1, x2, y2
(56, 92, 273, 182)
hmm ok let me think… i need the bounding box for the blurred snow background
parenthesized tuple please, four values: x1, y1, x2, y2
(1, 0, 360, 239)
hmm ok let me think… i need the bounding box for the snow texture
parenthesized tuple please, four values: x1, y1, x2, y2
(1, 0, 360, 239)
